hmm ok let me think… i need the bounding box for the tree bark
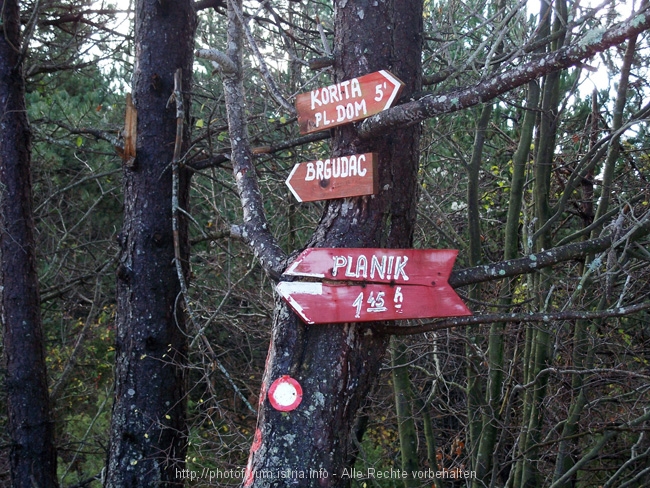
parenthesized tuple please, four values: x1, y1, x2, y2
(466, 103, 492, 470)
(515, 3, 567, 485)
(391, 339, 420, 488)
(0, 1, 58, 486)
(105, 1, 196, 486)
(244, 1, 423, 486)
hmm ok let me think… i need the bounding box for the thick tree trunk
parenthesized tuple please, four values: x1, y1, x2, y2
(244, 1, 423, 486)
(0, 1, 58, 486)
(105, 1, 196, 486)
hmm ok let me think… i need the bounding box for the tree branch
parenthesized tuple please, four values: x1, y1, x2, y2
(381, 301, 650, 336)
(449, 211, 650, 288)
(170, 69, 255, 414)
(188, 128, 330, 172)
(169, 69, 187, 297)
(359, 7, 650, 137)
(230, 0, 296, 115)
(222, 0, 286, 275)
(195, 48, 237, 74)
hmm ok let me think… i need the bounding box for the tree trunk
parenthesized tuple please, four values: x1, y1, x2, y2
(0, 1, 58, 486)
(514, 3, 567, 486)
(244, 1, 423, 486)
(105, 1, 196, 486)
(552, 34, 638, 487)
(466, 103, 492, 470)
(391, 339, 420, 488)
(473, 78, 540, 488)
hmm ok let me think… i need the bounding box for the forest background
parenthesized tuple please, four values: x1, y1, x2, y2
(1, 0, 650, 487)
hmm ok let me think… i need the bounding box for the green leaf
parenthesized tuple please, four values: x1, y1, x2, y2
(195, 118, 204, 128)
(76, 136, 83, 147)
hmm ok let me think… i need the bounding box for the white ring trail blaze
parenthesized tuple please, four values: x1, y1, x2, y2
(272, 382, 298, 406)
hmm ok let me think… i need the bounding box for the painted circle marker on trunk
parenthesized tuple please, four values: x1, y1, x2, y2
(268, 376, 302, 411)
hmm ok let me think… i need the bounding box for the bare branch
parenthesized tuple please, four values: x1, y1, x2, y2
(170, 69, 255, 414)
(188, 129, 329, 171)
(170, 69, 186, 295)
(230, 0, 296, 115)
(359, 7, 650, 137)
(195, 48, 237, 74)
(549, 408, 650, 488)
(222, 0, 286, 275)
(315, 15, 332, 56)
(381, 301, 650, 336)
(449, 213, 650, 288)
(308, 56, 334, 70)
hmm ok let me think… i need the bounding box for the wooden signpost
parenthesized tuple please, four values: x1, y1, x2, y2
(295, 70, 404, 134)
(276, 249, 471, 324)
(285, 153, 378, 202)
(278, 71, 470, 325)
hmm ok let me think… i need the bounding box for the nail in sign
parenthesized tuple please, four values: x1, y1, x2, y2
(276, 248, 471, 324)
(286, 153, 378, 202)
(295, 70, 404, 134)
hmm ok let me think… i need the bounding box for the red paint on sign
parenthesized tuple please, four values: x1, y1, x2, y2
(276, 249, 471, 324)
(296, 70, 404, 134)
(268, 376, 303, 411)
(284, 248, 458, 286)
(286, 153, 378, 202)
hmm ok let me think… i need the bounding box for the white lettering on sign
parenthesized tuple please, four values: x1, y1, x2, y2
(352, 289, 402, 318)
(331, 254, 410, 281)
(310, 79, 363, 109)
(304, 155, 368, 181)
(394, 286, 404, 310)
(309, 77, 368, 129)
(314, 100, 367, 128)
(367, 291, 387, 313)
(353, 292, 364, 318)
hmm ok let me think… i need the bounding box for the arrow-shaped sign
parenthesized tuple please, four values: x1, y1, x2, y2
(286, 153, 378, 202)
(295, 70, 404, 135)
(276, 248, 471, 324)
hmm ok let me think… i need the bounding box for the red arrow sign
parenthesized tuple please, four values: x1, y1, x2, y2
(296, 70, 404, 134)
(277, 249, 471, 324)
(286, 153, 378, 202)
(285, 248, 458, 286)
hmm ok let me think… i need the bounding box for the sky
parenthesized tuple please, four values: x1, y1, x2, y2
(103, 0, 645, 100)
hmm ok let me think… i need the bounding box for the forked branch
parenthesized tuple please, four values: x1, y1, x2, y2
(222, 0, 286, 275)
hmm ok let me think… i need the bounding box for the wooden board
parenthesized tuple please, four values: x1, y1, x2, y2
(284, 248, 459, 286)
(286, 153, 378, 202)
(276, 281, 470, 324)
(295, 70, 404, 134)
(277, 248, 471, 324)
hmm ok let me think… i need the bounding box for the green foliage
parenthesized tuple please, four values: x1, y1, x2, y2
(2, 1, 650, 486)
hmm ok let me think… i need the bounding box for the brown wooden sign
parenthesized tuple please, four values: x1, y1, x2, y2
(285, 153, 378, 202)
(295, 70, 404, 134)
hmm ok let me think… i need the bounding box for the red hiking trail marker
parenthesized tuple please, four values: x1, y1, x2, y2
(276, 248, 471, 324)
